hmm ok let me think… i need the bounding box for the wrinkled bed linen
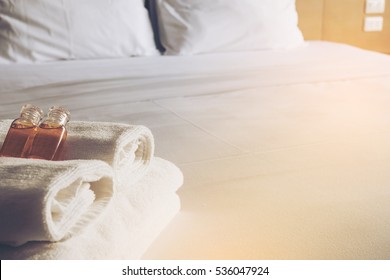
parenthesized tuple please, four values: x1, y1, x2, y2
(1, 41, 390, 259)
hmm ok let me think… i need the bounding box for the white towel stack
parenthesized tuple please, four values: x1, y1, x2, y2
(0, 120, 182, 259)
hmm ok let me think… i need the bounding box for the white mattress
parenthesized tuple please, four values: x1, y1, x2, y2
(1, 41, 390, 259)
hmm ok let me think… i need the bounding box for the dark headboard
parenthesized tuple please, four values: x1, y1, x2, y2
(145, 0, 165, 52)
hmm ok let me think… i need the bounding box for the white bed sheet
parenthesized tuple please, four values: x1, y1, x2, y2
(1, 41, 390, 259)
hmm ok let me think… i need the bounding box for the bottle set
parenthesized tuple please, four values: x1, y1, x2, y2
(0, 104, 70, 160)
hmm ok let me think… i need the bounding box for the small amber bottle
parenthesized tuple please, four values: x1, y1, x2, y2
(27, 106, 70, 160)
(0, 104, 44, 158)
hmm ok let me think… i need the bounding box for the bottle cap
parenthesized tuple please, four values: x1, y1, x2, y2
(45, 106, 71, 127)
(20, 104, 45, 126)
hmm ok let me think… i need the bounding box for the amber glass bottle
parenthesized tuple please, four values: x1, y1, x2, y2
(27, 106, 70, 160)
(0, 104, 44, 158)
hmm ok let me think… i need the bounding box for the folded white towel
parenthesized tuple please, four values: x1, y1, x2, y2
(62, 121, 154, 188)
(0, 157, 183, 259)
(0, 157, 114, 247)
(0, 120, 154, 189)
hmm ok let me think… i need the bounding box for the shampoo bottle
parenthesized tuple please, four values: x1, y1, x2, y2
(0, 104, 44, 158)
(28, 106, 70, 160)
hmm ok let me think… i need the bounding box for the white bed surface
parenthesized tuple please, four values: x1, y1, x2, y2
(1, 41, 390, 259)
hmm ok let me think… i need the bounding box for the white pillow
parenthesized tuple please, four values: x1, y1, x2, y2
(155, 0, 304, 55)
(0, 0, 158, 63)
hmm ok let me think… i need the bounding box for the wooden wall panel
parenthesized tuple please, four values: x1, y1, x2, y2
(322, 0, 390, 54)
(296, 0, 324, 40)
(296, 0, 390, 54)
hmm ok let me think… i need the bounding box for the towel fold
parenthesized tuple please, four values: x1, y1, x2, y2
(62, 121, 154, 188)
(0, 157, 114, 247)
(0, 157, 183, 259)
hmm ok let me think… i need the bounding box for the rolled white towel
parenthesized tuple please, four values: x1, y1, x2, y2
(62, 121, 154, 189)
(0, 157, 183, 259)
(0, 157, 114, 247)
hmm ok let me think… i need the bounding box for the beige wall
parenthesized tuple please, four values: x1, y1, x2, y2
(296, 0, 324, 40)
(296, 0, 390, 53)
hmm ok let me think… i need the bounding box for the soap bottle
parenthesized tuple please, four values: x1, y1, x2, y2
(27, 106, 70, 160)
(0, 104, 44, 158)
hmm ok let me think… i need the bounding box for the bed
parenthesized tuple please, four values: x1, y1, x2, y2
(1, 0, 390, 260)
